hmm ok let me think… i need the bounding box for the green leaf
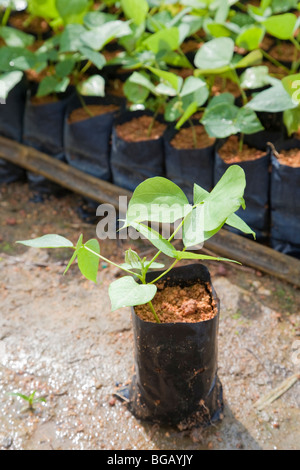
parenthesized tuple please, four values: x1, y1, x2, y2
(125, 248, 142, 270)
(123, 71, 155, 103)
(182, 205, 205, 247)
(77, 75, 105, 97)
(235, 49, 262, 68)
(126, 177, 191, 225)
(77, 239, 100, 283)
(283, 108, 300, 136)
(36, 75, 70, 97)
(78, 46, 106, 70)
(201, 165, 247, 232)
(84, 12, 118, 28)
(120, 0, 149, 26)
(263, 13, 297, 40)
(175, 101, 198, 130)
(194, 37, 235, 70)
(64, 234, 83, 275)
(201, 102, 240, 138)
(109, 276, 157, 311)
(28, 0, 59, 20)
(59, 24, 87, 52)
(174, 251, 239, 264)
(235, 107, 264, 135)
(0, 26, 35, 48)
(0, 71, 23, 100)
(130, 222, 178, 258)
(17, 235, 74, 249)
(236, 26, 265, 51)
(240, 66, 277, 89)
(282, 73, 300, 105)
(81, 21, 132, 51)
(226, 213, 256, 239)
(246, 82, 298, 112)
(55, 58, 76, 78)
(148, 66, 183, 94)
(56, 0, 92, 25)
(142, 27, 180, 54)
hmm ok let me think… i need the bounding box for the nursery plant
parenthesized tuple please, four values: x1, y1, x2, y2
(17, 165, 254, 323)
(17, 165, 255, 426)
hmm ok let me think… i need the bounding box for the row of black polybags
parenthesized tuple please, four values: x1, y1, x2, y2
(0, 77, 299, 259)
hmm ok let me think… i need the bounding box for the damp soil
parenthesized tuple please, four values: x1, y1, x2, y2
(270, 43, 300, 64)
(30, 95, 59, 106)
(219, 136, 266, 163)
(170, 125, 215, 150)
(276, 148, 300, 168)
(135, 282, 217, 324)
(115, 115, 167, 142)
(0, 181, 299, 450)
(9, 13, 51, 36)
(68, 104, 120, 124)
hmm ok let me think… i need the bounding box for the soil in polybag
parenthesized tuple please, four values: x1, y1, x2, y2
(215, 136, 271, 241)
(164, 124, 216, 202)
(110, 110, 166, 192)
(117, 264, 223, 429)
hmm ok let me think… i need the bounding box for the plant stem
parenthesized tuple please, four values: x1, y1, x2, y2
(80, 60, 92, 76)
(2, 6, 11, 26)
(239, 133, 244, 153)
(83, 246, 141, 279)
(189, 118, 198, 149)
(260, 49, 290, 74)
(148, 301, 161, 323)
(77, 91, 94, 118)
(232, 69, 248, 106)
(147, 105, 160, 138)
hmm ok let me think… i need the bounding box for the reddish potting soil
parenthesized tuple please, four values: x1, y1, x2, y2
(30, 95, 59, 106)
(170, 125, 215, 150)
(270, 43, 300, 63)
(218, 135, 266, 163)
(116, 115, 167, 142)
(135, 281, 217, 324)
(26, 66, 54, 84)
(68, 104, 119, 124)
(9, 12, 50, 35)
(277, 148, 300, 168)
(212, 77, 240, 98)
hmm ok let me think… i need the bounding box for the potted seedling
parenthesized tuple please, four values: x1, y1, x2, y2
(17, 165, 255, 427)
(200, 92, 272, 240)
(110, 64, 209, 192)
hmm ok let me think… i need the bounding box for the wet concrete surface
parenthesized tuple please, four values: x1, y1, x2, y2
(0, 182, 299, 450)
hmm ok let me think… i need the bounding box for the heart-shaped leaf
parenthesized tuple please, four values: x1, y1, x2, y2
(109, 276, 157, 311)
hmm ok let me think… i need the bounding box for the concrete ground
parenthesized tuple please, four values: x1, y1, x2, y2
(0, 181, 299, 450)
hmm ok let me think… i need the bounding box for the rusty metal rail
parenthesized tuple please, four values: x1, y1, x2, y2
(0, 135, 299, 288)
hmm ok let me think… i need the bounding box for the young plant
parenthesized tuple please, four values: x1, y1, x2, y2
(17, 166, 255, 324)
(8, 390, 46, 412)
(124, 67, 208, 141)
(193, 36, 263, 105)
(33, 15, 132, 114)
(200, 92, 264, 151)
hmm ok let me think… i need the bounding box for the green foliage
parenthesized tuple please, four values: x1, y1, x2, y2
(18, 167, 254, 322)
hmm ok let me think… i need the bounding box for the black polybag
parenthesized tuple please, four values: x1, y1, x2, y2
(23, 89, 70, 195)
(64, 94, 124, 181)
(110, 110, 165, 192)
(214, 141, 271, 241)
(0, 76, 27, 183)
(270, 139, 300, 259)
(122, 264, 223, 428)
(164, 124, 215, 202)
